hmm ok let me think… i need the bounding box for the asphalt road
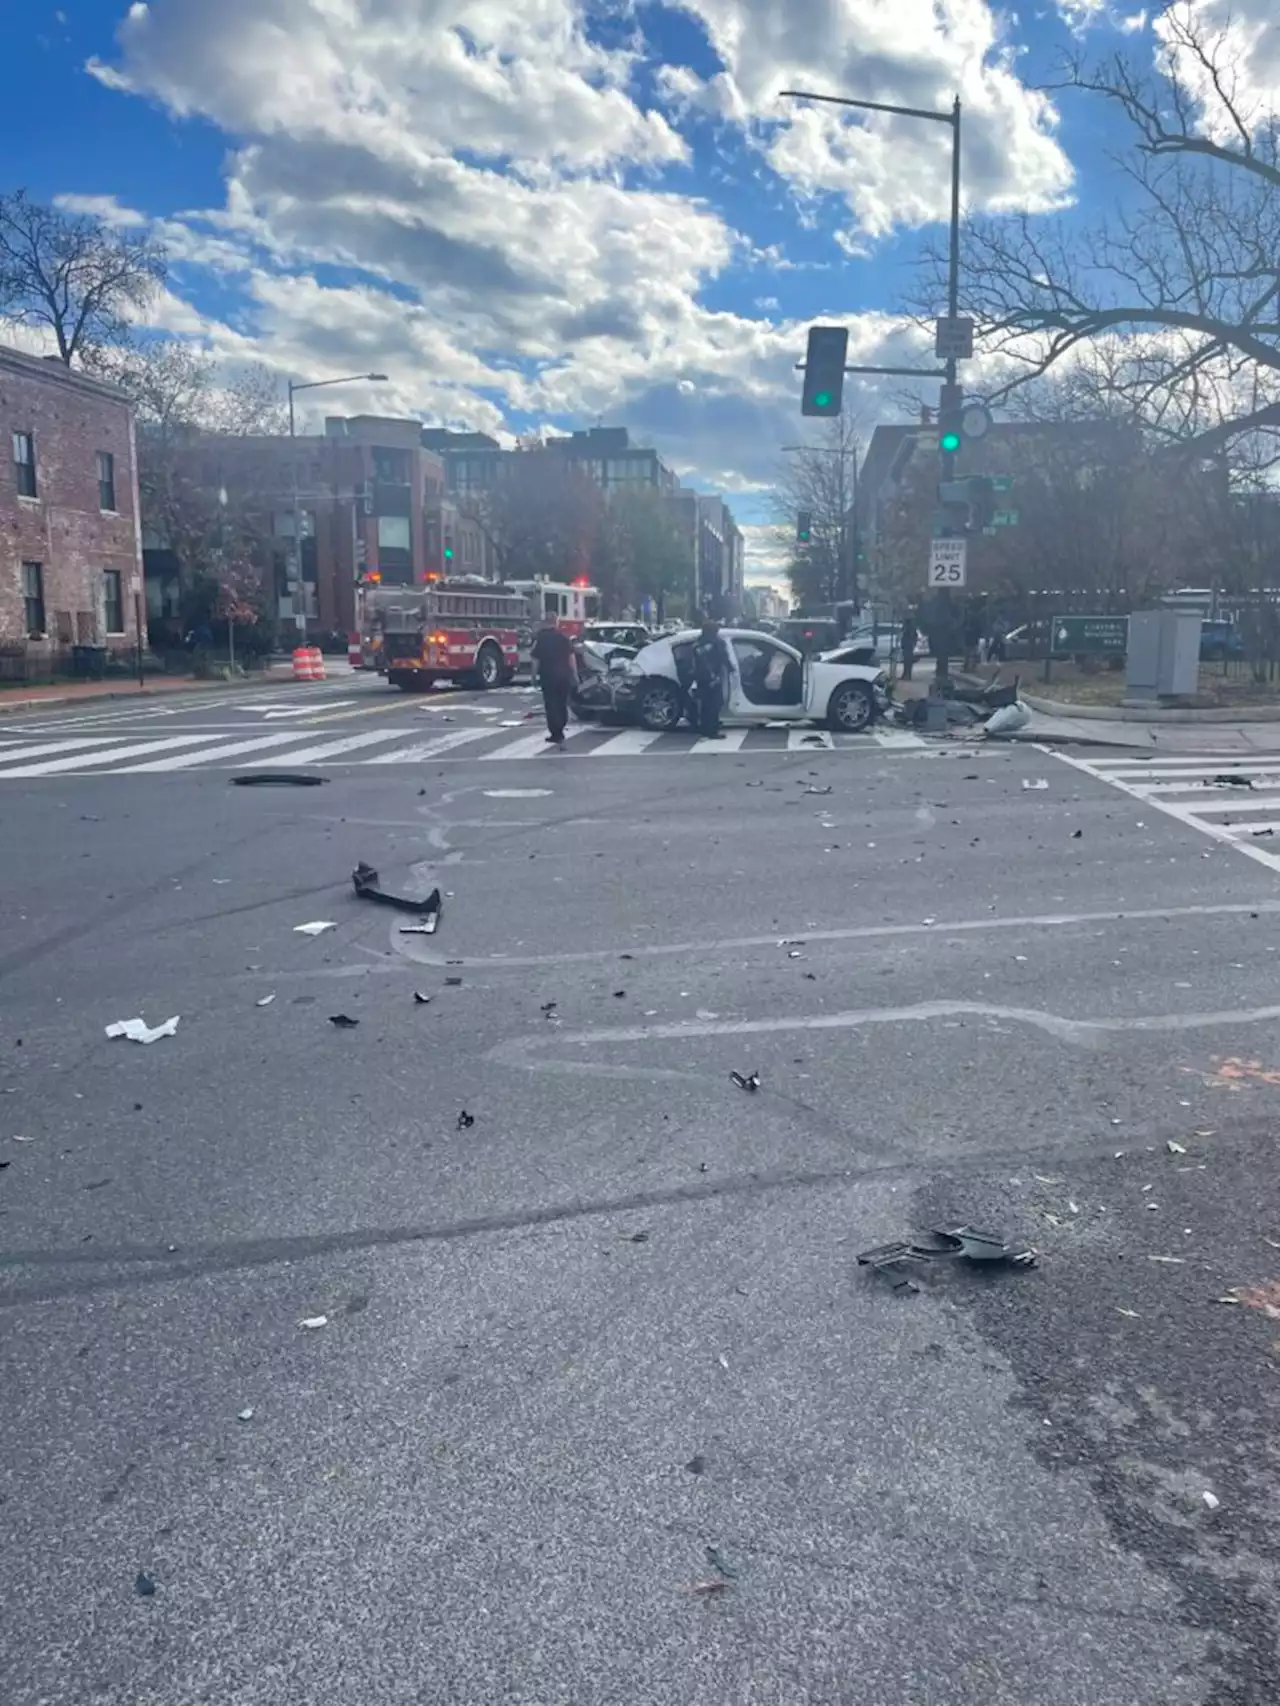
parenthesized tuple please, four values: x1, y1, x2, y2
(3, 676, 1280, 1705)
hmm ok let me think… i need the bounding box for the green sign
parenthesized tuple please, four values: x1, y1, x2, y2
(1053, 615, 1128, 654)
(992, 475, 1014, 493)
(992, 508, 1018, 527)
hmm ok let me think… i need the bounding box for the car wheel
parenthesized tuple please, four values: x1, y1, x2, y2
(637, 679, 683, 732)
(473, 643, 503, 689)
(827, 681, 874, 732)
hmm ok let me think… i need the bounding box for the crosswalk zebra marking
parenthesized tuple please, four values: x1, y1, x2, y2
(479, 731, 563, 760)
(587, 729, 662, 757)
(242, 728, 419, 766)
(1052, 750, 1280, 873)
(690, 729, 749, 753)
(0, 732, 228, 778)
(366, 727, 502, 763)
(116, 731, 331, 772)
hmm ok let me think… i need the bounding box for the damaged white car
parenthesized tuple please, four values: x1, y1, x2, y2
(594, 628, 890, 734)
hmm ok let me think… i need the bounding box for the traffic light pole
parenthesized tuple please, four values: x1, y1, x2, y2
(782, 87, 964, 684)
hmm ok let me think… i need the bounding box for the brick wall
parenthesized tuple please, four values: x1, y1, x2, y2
(0, 346, 142, 669)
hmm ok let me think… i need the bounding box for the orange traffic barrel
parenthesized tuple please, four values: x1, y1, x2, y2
(307, 646, 326, 681)
(292, 647, 314, 681)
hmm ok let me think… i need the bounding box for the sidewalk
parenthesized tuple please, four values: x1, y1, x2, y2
(0, 660, 339, 718)
(1018, 708, 1280, 753)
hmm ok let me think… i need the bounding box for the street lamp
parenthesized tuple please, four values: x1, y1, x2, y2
(286, 372, 389, 635)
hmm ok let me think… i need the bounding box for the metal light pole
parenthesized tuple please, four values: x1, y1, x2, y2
(780, 88, 963, 680)
(287, 373, 389, 639)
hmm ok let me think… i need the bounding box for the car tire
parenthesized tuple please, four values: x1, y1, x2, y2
(826, 681, 874, 733)
(636, 679, 683, 732)
(471, 643, 503, 690)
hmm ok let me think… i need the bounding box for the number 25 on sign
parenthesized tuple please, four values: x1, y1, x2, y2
(927, 539, 967, 588)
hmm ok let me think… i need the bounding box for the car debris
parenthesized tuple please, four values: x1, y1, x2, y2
(293, 921, 336, 937)
(1167, 1140, 1187, 1155)
(413, 992, 432, 1005)
(984, 701, 1031, 737)
(1203, 1490, 1221, 1512)
(327, 1014, 360, 1028)
(730, 1070, 760, 1092)
(803, 785, 833, 796)
(684, 1453, 706, 1476)
(105, 1016, 180, 1045)
(237, 1407, 255, 1422)
(857, 1225, 1037, 1290)
(1211, 774, 1254, 789)
(256, 994, 276, 1008)
(352, 861, 442, 919)
(1071, 829, 1083, 839)
(398, 919, 438, 935)
(1021, 778, 1049, 791)
(298, 1315, 328, 1330)
(444, 976, 463, 986)
(134, 1572, 157, 1597)
(1253, 828, 1274, 837)
(456, 1109, 475, 1130)
(705, 1546, 738, 1579)
(231, 772, 327, 787)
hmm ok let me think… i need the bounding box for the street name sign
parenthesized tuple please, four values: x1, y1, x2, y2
(934, 317, 974, 360)
(1053, 615, 1128, 655)
(927, 539, 967, 588)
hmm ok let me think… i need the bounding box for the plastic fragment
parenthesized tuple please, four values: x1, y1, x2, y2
(1022, 778, 1049, 791)
(1116, 1307, 1140, 1318)
(256, 995, 276, 1008)
(328, 1014, 359, 1028)
(293, 921, 336, 937)
(299, 1315, 328, 1330)
(105, 1016, 180, 1045)
(1167, 1140, 1187, 1155)
(1148, 1255, 1186, 1264)
(134, 1572, 156, 1597)
(456, 1109, 475, 1130)
(730, 1070, 760, 1093)
(237, 1407, 255, 1422)
(353, 861, 442, 919)
(1203, 1491, 1220, 1512)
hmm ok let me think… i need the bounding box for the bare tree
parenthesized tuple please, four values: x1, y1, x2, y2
(457, 445, 606, 585)
(918, 4, 1280, 462)
(0, 190, 165, 366)
(769, 416, 863, 608)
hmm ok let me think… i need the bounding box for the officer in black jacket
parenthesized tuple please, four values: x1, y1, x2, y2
(691, 619, 731, 739)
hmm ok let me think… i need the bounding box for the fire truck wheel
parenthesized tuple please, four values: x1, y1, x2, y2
(473, 642, 503, 689)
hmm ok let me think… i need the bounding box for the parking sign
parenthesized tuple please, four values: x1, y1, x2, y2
(927, 539, 967, 588)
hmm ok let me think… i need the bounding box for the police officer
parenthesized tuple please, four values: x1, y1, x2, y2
(691, 618, 731, 739)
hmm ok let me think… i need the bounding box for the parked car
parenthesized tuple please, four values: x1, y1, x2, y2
(589, 627, 887, 733)
(582, 622, 650, 654)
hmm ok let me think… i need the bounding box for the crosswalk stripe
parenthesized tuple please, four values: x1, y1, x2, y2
(115, 731, 331, 772)
(0, 735, 121, 766)
(873, 728, 927, 748)
(1163, 792, 1280, 816)
(366, 727, 501, 763)
(243, 729, 418, 765)
(588, 729, 663, 757)
(479, 730, 566, 760)
(0, 732, 229, 777)
(691, 729, 749, 753)
(787, 728, 833, 750)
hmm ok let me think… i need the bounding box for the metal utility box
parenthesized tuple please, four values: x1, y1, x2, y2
(1126, 611, 1201, 702)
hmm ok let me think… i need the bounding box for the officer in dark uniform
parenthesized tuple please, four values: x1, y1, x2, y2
(691, 619, 730, 739)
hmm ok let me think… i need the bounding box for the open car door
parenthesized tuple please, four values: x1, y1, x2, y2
(724, 635, 806, 723)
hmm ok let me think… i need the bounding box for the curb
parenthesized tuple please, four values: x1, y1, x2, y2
(1024, 691, 1280, 726)
(0, 671, 297, 719)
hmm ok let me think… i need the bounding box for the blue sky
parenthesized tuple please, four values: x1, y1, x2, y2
(0, 0, 1188, 571)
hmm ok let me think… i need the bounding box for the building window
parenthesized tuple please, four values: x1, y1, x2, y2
(373, 447, 410, 484)
(377, 515, 411, 552)
(21, 562, 45, 636)
(13, 432, 36, 498)
(103, 569, 124, 634)
(98, 451, 117, 511)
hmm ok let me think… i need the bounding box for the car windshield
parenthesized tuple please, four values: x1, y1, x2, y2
(14, 18, 1279, 1704)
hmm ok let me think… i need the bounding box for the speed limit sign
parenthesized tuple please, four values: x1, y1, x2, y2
(927, 538, 967, 587)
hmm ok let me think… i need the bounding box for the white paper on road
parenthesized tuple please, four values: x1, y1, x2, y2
(105, 1016, 180, 1044)
(293, 921, 336, 936)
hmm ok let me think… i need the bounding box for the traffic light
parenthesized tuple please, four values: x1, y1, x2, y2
(443, 532, 454, 564)
(796, 510, 812, 544)
(938, 382, 963, 455)
(938, 476, 996, 533)
(801, 325, 848, 417)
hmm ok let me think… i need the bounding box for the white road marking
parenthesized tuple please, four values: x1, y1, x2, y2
(787, 728, 833, 750)
(587, 729, 663, 757)
(366, 727, 502, 763)
(690, 729, 749, 752)
(0, 736, 131, 763)
(116, 731, 331, 771)
(479, 731, 568, 760)
(243, 729, 419, 765)
(0, 732, 230, 777)
(873, 728, 928, 748)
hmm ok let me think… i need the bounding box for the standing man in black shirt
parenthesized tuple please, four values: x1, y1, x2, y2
(691, 618, 731, 739)
(531, 614, 574, 747)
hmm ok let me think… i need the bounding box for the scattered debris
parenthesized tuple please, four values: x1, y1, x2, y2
(412, 992, 432, 1005)
(1203, 1491, 1221, 1512)
(445, 976, 463, 986)
(716, 1353, 730, 1371)
(1254, 828, 1275, 838)
(803, 785, 833, 796)
(298, 1315, 328, 1330)
(1225, 1279, 1280, 1317)
(787, 949, 803, 959)
(623, 1230, 650, 1244)
(232, 772, 327, 787)
(327, 1014, 360, 1029)
(134, 1572, 157, 1598)
(352, 861, 442, 920)
(685, 1578, 729, 1596)
(293, 921, 336, 937)
(237, 1407, 255, 1422)
(457, 1109, 475, 1130)
(705, 1546, 737, 1579)
(541, 1001, 558, 1016)
(1021, 778, 1049, 791)
(1071, 829, 1083, 839)
(1167, 1140, 1187, 1155)
(984, 702, 1031, 737)
(613, 989, 626, 999)
(256, 994, 276, 1008)
(1116, 1307, 1141, 1319)
(105, 1016, 180, 1045)
(858, 1225, 1036, 1289)
(398, 919, 438, 935)
(684, 1453, 706, 1476)
(1211, 774, 1254, 789)
(730, 1070, 760, 1093)
(11, 1134, 34, 1143)
(1149, 1256, 1186, 1265)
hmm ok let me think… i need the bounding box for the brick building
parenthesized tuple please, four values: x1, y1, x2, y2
(0, 344, 144, 676)
(153, 415, 451, 639)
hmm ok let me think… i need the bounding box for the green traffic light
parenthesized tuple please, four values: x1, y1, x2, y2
(940, 430, 961, 453)
(813, 391, 831, 408)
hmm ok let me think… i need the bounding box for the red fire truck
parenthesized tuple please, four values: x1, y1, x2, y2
(374, 581, 529, 690)
(505, 578, 600, 639)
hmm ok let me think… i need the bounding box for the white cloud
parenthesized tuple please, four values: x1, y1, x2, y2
(1156, 1, 1279, 131)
